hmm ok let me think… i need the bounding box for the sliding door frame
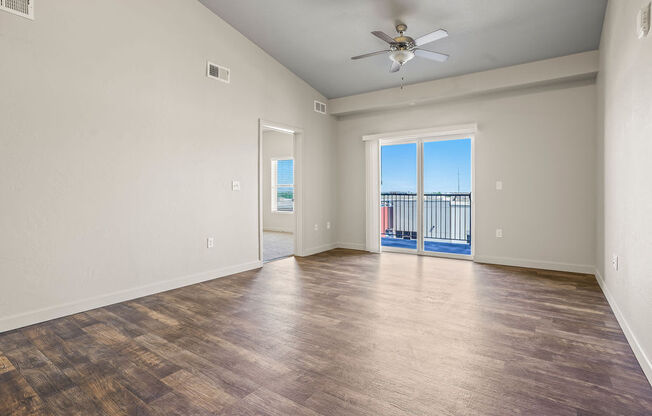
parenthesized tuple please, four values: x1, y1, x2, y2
(364, 124, 476, 260)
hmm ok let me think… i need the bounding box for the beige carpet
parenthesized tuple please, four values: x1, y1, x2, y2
(263, 231, 294, 262)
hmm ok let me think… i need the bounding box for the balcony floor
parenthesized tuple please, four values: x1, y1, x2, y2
(382, 237, 471, 255)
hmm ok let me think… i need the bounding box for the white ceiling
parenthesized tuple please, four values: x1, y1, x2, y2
(199, 0, 607, 99)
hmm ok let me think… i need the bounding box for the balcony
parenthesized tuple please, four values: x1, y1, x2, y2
(381, 192, 472, 255)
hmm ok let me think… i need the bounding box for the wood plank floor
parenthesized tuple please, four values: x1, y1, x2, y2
(1, 249, 651, 415)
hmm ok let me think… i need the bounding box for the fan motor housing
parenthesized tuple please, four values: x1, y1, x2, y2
(393, 35, 415, 46)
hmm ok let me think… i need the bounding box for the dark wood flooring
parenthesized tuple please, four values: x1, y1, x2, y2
(1, 249, 651, 415)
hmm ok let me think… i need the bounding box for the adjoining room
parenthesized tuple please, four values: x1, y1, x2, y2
(1, 1, 651, 414)
(262, 128, 295, 262)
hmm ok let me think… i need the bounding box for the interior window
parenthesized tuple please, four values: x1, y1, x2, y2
(271, 159, 294, 213)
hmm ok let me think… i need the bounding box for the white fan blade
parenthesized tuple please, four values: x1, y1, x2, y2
(414, 49, 449, 62)
(372, 31, 397, 44)
(390, 61, 401, 73)
(414, 29, 448, 47)
(351, 50, 390, 60)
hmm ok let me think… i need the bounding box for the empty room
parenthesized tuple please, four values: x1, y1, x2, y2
(1, 1, 652, 415)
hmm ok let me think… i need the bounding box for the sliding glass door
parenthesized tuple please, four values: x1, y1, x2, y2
(380, 137, 472, 257)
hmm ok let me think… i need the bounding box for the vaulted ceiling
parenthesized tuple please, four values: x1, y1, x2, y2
(199, 0, 607, 99)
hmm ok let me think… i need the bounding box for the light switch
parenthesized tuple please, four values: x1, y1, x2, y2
(496, 181, 503, 191)
(232, 180, 241, 191)
(496, 229, 503, 238)
(612, 254, 619, 271)
(638, 2, 651, 39)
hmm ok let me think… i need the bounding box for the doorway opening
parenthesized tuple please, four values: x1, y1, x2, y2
(258, 120, 303, 262)
(380, 136, 473, 257)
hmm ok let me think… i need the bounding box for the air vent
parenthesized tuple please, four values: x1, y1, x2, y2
(314, 100, 327, 114)
(207, 62, 230, 84)
(0, 0, 34, 19)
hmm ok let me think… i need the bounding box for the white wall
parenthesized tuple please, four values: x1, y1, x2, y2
(262, 130, 294, 233)
(337, 81, 597, 272)
(596, 0, 652, 382)
(0, 0, 336, 331)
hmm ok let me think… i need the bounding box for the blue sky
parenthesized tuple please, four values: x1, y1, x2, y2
(276, 159, 294, 185)
(381, 139, 471, 193)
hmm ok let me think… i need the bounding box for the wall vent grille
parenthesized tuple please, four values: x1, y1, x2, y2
(0, 0, 34, 19)
(207, 62, 230, 83)
(314, 100, 327, 114)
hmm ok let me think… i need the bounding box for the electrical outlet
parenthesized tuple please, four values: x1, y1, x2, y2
(207, 237, 214, 248)
(232, 180, 241, 191)
(612, 254, 619, 271)
(314, 224, 319, 231)
(326, 221, 331, 230)
(495, 229, 503, 238)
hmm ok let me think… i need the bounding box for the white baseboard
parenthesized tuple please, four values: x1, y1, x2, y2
(594, 268, 652, 386)
(336, 242, 367, 251)
(0, 260, 263, 334)
(299, 242, 366, 257)
(300, 243, 337, 257)
(473, 255, 595, 274)
(263, 227, 294, 233)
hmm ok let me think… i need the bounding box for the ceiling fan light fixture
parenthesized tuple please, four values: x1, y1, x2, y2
(352, 24, 449, 73)
(389, 49, 415, 65)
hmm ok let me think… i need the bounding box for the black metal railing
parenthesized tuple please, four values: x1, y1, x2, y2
(381, 192, 471, 243)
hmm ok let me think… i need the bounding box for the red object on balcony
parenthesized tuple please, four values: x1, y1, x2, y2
(381, 206, 393, 236)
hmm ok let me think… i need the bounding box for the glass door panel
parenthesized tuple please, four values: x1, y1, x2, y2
(380, 143, 417, 250)
(422, 139, 472, 255)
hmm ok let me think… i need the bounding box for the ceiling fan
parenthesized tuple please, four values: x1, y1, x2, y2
(351, 24, 449, 73)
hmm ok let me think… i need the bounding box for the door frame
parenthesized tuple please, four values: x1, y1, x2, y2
(258, 119, 303, 261)
(364, 124, 476, 260)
